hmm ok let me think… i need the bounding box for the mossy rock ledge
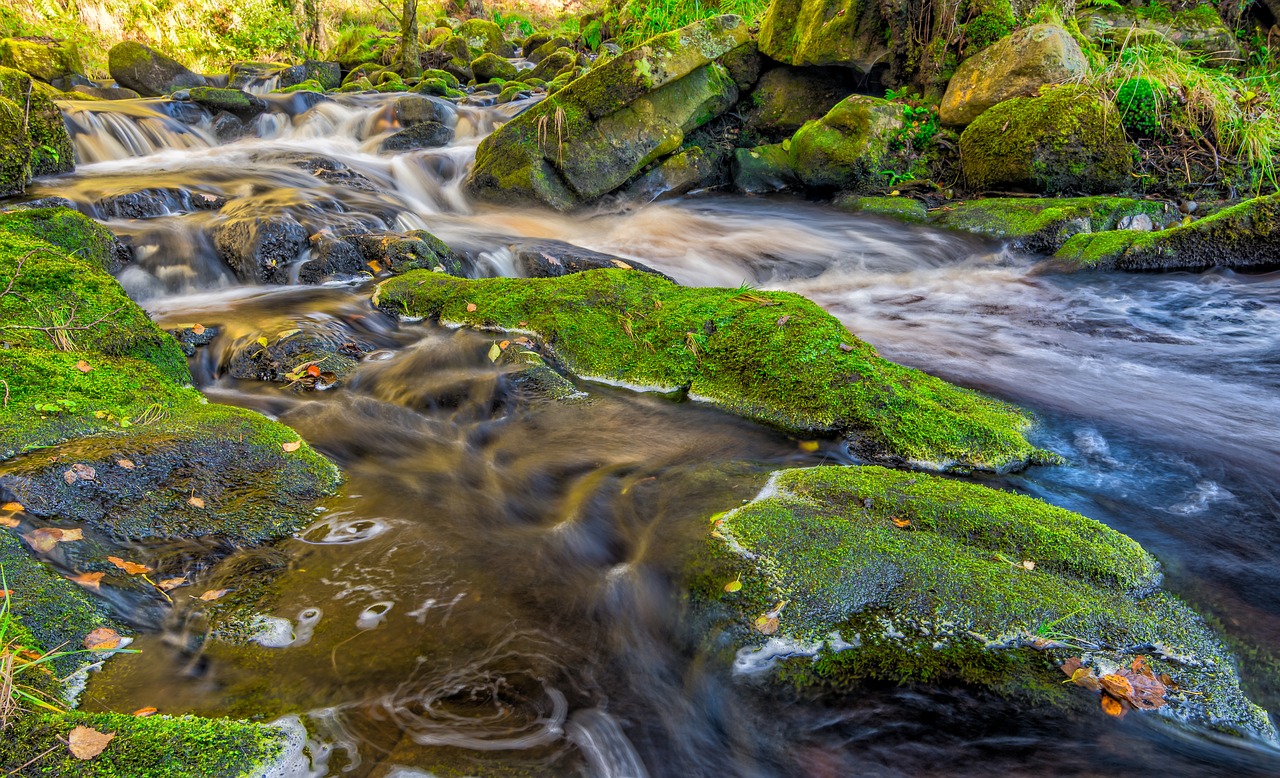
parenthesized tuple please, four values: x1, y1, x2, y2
(374, 269, 1052, 472)
(0, 208, 338, 775)
(694, 465, 1277, 740)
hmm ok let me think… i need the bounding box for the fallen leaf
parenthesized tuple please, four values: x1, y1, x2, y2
(1070, 667, 1102, 692)
(609, 259, 633, 270)
(75, 360, 93, 373)
(798, 440, 819, 453)
(25, 527, 66, 553)
(0, 515, 19, 528)
(107, 556, 152, 575)
(724, 578, 742, 593)
(70, 571, 106, 591)
(63, 463, 97, 484)
(891, 517, 911, 528)
(157, 577, 187, 591)
(199, 589, 229, 601)
(132, 707, 159, 717)
(1021, 560, 1036, 571)
(60, 528, 83, 542)
(367, 259, 383, 274)
(306, 364, 321, 378)
(281, 441, 302, 452)
(753, 614, 780, 635)
(256, 336, 269, 348)
(499, 340, 510, 349)
(1100, 673, 1134, 701)
(83, 627, 122, 651)
(188, 496, 205, 509)
(192, 323, 206, 335)
(68, 725, 116, 760)
(839, 343, 854, 352)
(466, 302, 477, 312)
(487, 343, 501, 362)
(116, 458, 135, 470)
(2, 501, 23, 513)
(1100, 695, 1125, 718)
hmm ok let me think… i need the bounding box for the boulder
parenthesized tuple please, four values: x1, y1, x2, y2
(71, 84, 141, 100)
(757, 0, 889, 73)
(455, 18, 514, 58)
(733, 142, 798, 193)
(939, 25, 1088, 127)
(835, 194, 928, 222)
(466, 16, 752, 211)
(522, 31, 554, 57)
(374, 269, 1053, 472)
(0, 97, 29, 197)
(301, 228, 466, 281)
(211, 215, 308, 284)
(525, 47, 578, 82)
(507, 239, 671, 280)
(108, 41, 207, 96)
(470, 52, 517, 83)
(744, 66, 856, 142)
(624, 146, 718, 201)
(1053, 193, 1280, 271)
(393, 93, 458, 129)
(959, 85, 1133, 194)
(527, 36, 574, 64)
(187, 86, 268, 119)
(378, 122, 453, 152)
(0, 37, 83, 83)
(1076, 6, 1241, 66)
(698, 465, 1276, 741)
(932, 196, 1174, 253)
(789, 95, 903, 191)
(0, 69, 74, 179)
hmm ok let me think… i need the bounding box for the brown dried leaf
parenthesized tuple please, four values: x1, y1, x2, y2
(75, 360, 93, 373)
(157, 577, 187, 591)
(192, 323, 206, 335)
(838, 343, 854, 352)
(116, 458, 135, 470)
(188, 495, 205, 509)
(68, 725, 116, 760)
(753, 614, 780, 635)
(107, 556, 152, 575)
(25, 527, 65, 553)
(1100, 673, 1134, 701)
(0, 515, 19, 528)
(466, 302, 477, 312)
(64, 463, 97, 484)
(83, 627, 122, 651)
(198, 588, 229, 601)
(71, 571, 106, 591)
(281, 441, 302, 452)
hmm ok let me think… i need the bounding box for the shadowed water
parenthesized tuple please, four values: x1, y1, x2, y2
(14, 93, 1280, 776)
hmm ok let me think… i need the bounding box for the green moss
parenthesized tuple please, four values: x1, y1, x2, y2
(959, 85, 1134, 194)
(835, 194, 928, 222)
(0, 712, 285, 777)
(187, 86, 257, 113)
(962, 0, 1015, 54)
(700, 465, 1276, 737)
(375, 269, 1048, 472)
(1114, 77, 1163, 139)
(0, 95, 31, 196)
(0, 207, 121, 271)
(272, 78, 324, 94)
(0, 68, 73, 178)
(931, 196, 1171, 253)
(0, 38, 83, 83)
(789, 95, 901, 191)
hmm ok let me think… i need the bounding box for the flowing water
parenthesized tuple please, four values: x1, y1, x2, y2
(13, 92, 1280, 776)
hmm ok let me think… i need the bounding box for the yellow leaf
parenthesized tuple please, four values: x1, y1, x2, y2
(83, 627, 123, 651)
(24, 528, 65, 553)
(59, 528, 84, 542)
(68, 726, 116, 760)
(891, 517, 911, 528)
(281, 441, 302, 452)
(1100, 695, 1125, 717)
(107, 556, 152, 575)
(724, 577, 742, 593)
(198, 588, 229, 602)
(798, 440, 819, 453)
(257, 336, 269, 348)
(1, 502, 23, 513)
(753, 614, 780, 635)
(488, 343, 501, 362)
(0, 515, 19, 528)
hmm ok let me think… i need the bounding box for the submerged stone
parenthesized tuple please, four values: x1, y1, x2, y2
(375, 269, 1051, 472)
(697, 465, 1276, 740)
(508, 239, 671, 280)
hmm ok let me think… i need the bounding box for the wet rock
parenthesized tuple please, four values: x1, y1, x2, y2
(50, 72, 97, 91)
(187, 86, 267, 119)
(376, 269, 1052, 472)
(226, 327, 370, 387)
(1053, 193, 1280, 271)
(496, 342, 584, 402)
(378, 121, 453, 152)
(211, 215, 309, 284)
(393, 93, 458, 128)
(959, 85, 1133, 194)
(467, 16, 751, 210)
(732, 143, 798, 193)
(697, 465, 1277, 742)
(0, 97, 28, 197)
(718, 39, 761, 90)
(470, 52, 517, 83)
(940, 25, 1088, 127)
(758, 0, 888, 73)
(624, 146, 718, 202)
(744, 66, 852, 143)
(835, 194, 928, 223)
(107, 41, 207, 96)
(301, 228, 467, 281)
(70, 84, 141, 100)
(9, 195, 76, 210)
(931, 197, 1173, 253)
(0, 37, 83, 83)
(169, 323, 219, 355)
(93, 189, 227, 220)
(0, 206, 129, 274)
(304, 60, 342, 89)
(228, 61, 303, 90)
(211, 110, 246, 141)
(271, 152, 383, 192)
(508, 239, 671, 280)
(790, 95, 903, 191)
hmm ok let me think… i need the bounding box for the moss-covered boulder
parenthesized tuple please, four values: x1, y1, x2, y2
(470, 51, 517, 83)
(835, 194, 928, 222)
(0, 68, 75, 179)
(733, 142, 798, 193)
(940, 25, 1088, 128)
(931, 196, 1173, 253)
(758, 0, 889, 73)
(0, 96, 31, 196)
(455, 18, 515, 58)
(1052, 193, 1280, 271)
(789, 95, 902, 191)
(186, 86, 267, 119)
(744, 66, 854, 143)
(697, 465, 1276, 739)
(466, 16, 752, 210)
(375, 269, 1051, 471)
(959, 86, 1134, 194)
(1076, 6, 1241, 67)
(107, 41, 207, 97)
(0, 37, 83, 83)
(525, 46, 578, 82)
(624, 145, 718, 201)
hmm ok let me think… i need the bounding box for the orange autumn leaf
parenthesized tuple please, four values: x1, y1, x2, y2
(132, 707, 159, 718)
(84, 627, 122, 651)
(0, 515, 19, 528)
(466, 302, 477, 312)
(306, 364, 321, 378)
(68, 726, 115, 760)
(891, 517, 911, 528)
(75, 360, 93, 373)
(192, 323, 206, 335)
(157, 577, 187, 591)
(1101, 695, 1125, 718)
(107, 556, 152, 575)
(1100, 673, 1134, 701)
(2, 502, 24, 513)
(24, 527, 66, 553)
(198, 588, 229, 601)
(188, 495, 205, 509)
(281, 441, 302, 452)
(71, 571, 106, 591)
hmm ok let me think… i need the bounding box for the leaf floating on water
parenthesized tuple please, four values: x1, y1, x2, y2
(466, 303, 478, 312)
(281, 440, 302, 452)
(1100, 673, 1134, 701)
(68, 726, 115, 760)
(64, 463, 97, 485)
(75, 360, 93, 373)
(798, 440, 819, 453)
(25, 528, 65, 553)
(116, 458, 135, 470)
(188, 496, 206, 509)
(198, 588, 229, 602)
(107, 556, 152, 575)
(487, 343, 501, 362)
(0, 515, 19, 528)
(157, 577, 187, 591)
(132, 707, 158, 718)
(83, 627, 123, 651)
(71, 571, 106, 591)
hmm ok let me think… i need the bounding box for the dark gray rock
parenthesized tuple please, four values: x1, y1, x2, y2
(509, 239, 672, 281)
(378, 121, 453, 152)
(107, 41, 207, 96)
(212, 216, 308, 283)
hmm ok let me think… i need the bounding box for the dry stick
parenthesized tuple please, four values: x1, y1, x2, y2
(0, 306, 125, 351)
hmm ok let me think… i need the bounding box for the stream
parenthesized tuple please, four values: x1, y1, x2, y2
(16, 91, 1280, 776)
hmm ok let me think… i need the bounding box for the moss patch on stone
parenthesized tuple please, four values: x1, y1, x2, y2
(697, 465, 1276, 738)
(375, 269, 1050, 472)
(835, 194, 929, 223)
(931, 196, 1172, 253)
(0, 68, 75, 178)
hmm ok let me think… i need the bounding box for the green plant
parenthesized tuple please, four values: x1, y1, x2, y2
(614, 0, 770, 47)
(1114, 77, 1164, 138)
